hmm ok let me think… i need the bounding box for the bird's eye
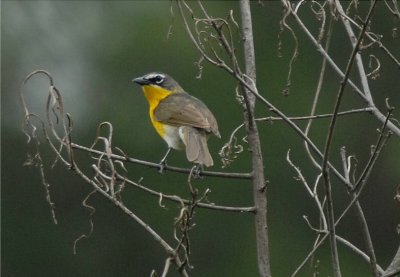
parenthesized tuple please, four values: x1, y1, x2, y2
(153, 75, 164, 84)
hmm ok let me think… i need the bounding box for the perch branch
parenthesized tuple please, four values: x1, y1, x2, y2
(71, 142, 252, 180)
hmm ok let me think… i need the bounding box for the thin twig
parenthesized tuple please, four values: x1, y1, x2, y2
(258, 108, 373, 122)
(353, 200, 379, 277)
(335, 235, 384, 274)
(71, 143, 252, 180)
(340, 2, 400, 67)
(320, 2, 378, 276)
(335, 0, 374, 105)
(179, 0, 352, 189)
(291, 231, 385, 276)
(161, 257, 173, 277)
(383, 244, 400, 277)
(341, 114, 392, 277)
(353, 107, 394, 193)
(335, 113, 393, 226)
(293, 110, 392, 276)
(304, 9, 334, 171)
(287, 150, 327, 230)
(107, 170, 255, 213)
(78, 164, 189, 276)
(285, 0, 400, 136)
(73, 189, 97, 254)
(20, 69, 192, 276)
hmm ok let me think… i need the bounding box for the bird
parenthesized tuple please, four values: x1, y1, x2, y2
(133, 72, 220, 169)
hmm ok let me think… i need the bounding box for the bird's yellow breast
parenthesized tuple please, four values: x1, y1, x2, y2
(142, 85, 171, 137)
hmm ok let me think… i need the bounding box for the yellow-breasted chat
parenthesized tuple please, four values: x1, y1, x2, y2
(133, 72, 220, 168)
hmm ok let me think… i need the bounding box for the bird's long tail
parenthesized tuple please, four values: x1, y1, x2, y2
(179, 126, 213, 167)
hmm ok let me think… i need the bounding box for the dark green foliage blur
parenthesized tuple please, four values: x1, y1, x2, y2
(2, 1, 399, 276)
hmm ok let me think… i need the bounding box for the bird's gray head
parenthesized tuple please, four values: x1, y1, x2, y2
(133, 72, 184, 93)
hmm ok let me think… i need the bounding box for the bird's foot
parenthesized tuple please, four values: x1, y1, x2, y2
(158, 160, 167, 174)
(158, 147, 172, 174)
(192, 164, 203, 179)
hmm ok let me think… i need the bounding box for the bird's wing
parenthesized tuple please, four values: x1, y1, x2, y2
(154, 93, 220, 137)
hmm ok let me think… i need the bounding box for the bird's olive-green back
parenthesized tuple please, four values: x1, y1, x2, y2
(154, 93, 220, 138)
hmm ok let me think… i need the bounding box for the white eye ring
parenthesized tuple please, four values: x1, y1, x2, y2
(154, 75, 164, 84)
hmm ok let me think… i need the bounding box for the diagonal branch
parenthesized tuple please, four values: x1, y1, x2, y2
(320, 1, 378, 276)
(177, 0, 354, 190)
(284, 0, 400, 137)
(384, 244, 400, 277)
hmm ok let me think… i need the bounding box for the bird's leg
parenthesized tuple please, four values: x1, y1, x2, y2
(193, 164, 203, 179)
(159, 147, 172, 173)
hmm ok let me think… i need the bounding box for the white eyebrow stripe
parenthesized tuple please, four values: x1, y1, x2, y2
(145, 73, 165, 80)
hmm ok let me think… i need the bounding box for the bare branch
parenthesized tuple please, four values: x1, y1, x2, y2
(73, 189, 96, 254)
(279, 4, 299, 96)
(352, 107, 394, 193)
(338, 9, 400, 68)
(161, 257, 173, 277)
(19, 1, 399, 276)
(72, 142, 252, 180)
(319, 2, 378, 276)
(336, 131, 392, 227)
(239, 1, 271, 276)
(287, 150, 327, 230)
(79, 163, 189, 276)
(291, 231, 385, 276)
(304, 8, 334, 171)
(335, 235, 384, 275)
(258, 108, 374, 122)
(353, 200, 380, 277)
(384, 0, 400, 19)
(113, 171, 256, 213)
(335, 0, 375, 104)
(179, 1, 354, 190)
(285, 0, 400, 136)
(384, 244, 400, 277)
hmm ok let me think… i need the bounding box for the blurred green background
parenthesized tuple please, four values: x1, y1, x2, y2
(2, 1, 400, 276)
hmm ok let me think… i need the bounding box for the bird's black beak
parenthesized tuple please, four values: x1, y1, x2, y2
(132, 76, 150, 86)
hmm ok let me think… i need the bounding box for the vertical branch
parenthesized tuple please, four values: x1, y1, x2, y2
(304, 11, 334, 170)
(320, 1, 378, 276)
(353, 201, 379, 277)
(239, 1, 271, 276)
